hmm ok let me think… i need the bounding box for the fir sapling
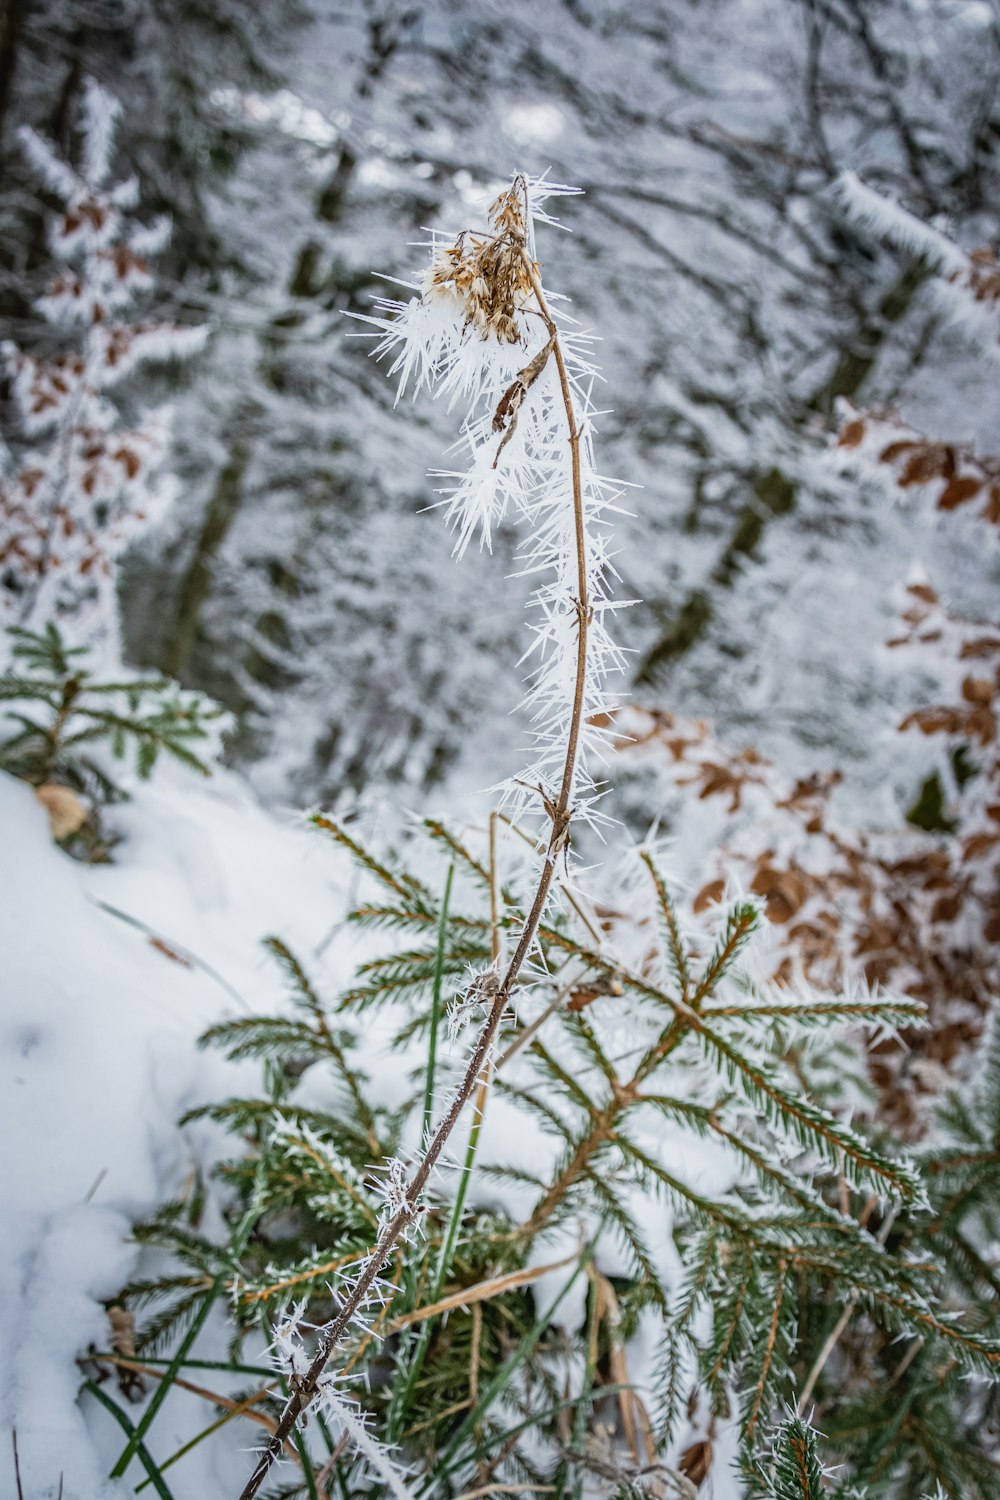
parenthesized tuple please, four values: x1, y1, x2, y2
(137, 804, 1000, 1494)
(0, 621, 226, 848)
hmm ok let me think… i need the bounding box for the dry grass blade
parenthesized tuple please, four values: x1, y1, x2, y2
(388, 1251, 578, 1333)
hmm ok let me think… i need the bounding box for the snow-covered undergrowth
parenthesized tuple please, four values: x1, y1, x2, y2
(0, 762, 752, 1498)
(0, 765, 359, 1498)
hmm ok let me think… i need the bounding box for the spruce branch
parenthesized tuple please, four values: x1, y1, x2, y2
(755, 1413, 826, 1500)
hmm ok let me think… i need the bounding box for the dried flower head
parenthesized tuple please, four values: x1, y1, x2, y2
(426, 181, 537, 344)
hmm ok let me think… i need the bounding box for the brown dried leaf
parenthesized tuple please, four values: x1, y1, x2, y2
(678, 1438, 713, 1486)
(930, 893, 962, 924)
(960, 637, 1000, 660)
(938, 476, 983, 510)
(115, 448, 141, 480)
(880, 440, 920, 464)
(964, 832, 1000, 861)
(907, 582, 939, 605)
(962, 675, 996, 705)
(35, 783, 88, 840)
(898, 446, 953, 486)
(693, 878, 726, 914)
(750, 863, 808, 923)
(838, 418, 866, 448)
(899, 707, 961, 736)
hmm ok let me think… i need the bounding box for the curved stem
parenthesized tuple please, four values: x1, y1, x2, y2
(235, 245, 592, 1500)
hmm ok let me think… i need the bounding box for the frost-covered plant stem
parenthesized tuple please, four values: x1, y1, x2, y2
(236, 182, 596, 1500)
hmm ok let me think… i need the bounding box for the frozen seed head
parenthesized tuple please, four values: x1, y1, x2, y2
(426, 181, 536, 344)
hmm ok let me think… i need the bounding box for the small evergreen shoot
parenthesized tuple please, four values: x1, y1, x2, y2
(1, 621, 225, 814)
(754, 1414, 827, 1499)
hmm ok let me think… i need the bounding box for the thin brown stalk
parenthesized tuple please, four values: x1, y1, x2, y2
(496, 812, 606, 950)
(454, 1483, 555, 1500)
(489, 810, 501, 966)
(403, 1398, 473, 1440)
(387, 1250, 577, 1333)
(235, 228, 593, 1500)
(796, 1299, 854, 1417)
(313, 1432, 349, 1496)
(596, 1272, 655, 1467)
(796, 1196, 888, 1414)
(469, 1300, 483, 1406)
(887, 1334, 924, 1388)
(12, 1432, 24, 1500)
(470, 812, 503, 1134)
(474, 1430, 524, 1492)
(495, 977, 578, 1071)
(240, 1249, 367, 1305)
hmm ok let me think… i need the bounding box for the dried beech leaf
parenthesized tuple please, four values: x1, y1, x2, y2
(35, 783, 88, 840)
(899, 447, 951, 486)
(838, 418, 866, 447)
(693, 878, 726, 914)
(962, 675, 995, 705)
(938, 476, 983, 510)
(879, 439, 920, 464)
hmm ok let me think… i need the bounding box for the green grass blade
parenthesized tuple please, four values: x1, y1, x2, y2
(84, 1380, 175, 1500)
(422, 863, 455, 1142)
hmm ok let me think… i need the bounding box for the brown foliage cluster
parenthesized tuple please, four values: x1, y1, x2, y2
(1, 275, 180, 618)
(962, 247, 1000, 308)
(613, 585, 1000, 1131)
(0, 397, 155, 594)
(837, 408, 1000, 528)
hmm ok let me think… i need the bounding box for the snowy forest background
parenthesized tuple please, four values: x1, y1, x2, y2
(2, 3, 1000, 1499)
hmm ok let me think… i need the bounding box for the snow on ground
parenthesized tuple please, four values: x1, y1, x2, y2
(0, 765, 358, 1499)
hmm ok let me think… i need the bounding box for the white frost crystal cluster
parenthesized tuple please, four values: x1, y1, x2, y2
(354, 175, 628, 838)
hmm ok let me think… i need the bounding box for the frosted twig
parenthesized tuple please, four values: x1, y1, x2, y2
(235, 173, 615, 1500)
